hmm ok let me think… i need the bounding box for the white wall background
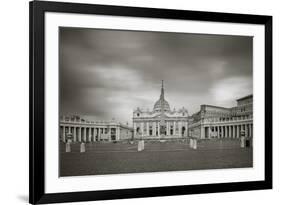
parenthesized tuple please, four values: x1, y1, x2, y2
(0, 0, 279, 204)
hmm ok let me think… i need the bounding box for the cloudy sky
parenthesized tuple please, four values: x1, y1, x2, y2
(59, 27, 253, 124)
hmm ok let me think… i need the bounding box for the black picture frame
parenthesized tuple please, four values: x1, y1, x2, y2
(29, 1, 272, 204)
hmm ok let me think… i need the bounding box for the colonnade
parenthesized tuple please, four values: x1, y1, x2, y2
(60, 125, 119, 143)
(204, 123, 253, 139)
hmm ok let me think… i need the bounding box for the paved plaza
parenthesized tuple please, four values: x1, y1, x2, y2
(60, 139, 252, 177)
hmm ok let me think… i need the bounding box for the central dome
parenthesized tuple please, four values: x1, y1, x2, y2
(153, 80, 171, 112)
(153, 99, 171, 112)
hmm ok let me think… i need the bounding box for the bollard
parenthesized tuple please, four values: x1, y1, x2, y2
(80, 142, 86, 153)
(189, 138, 194, 148)
(240, 136, 245, 148)
(65, 141, 71, 152)
(193, 139, 197, 149)
(138, 140, 144, 151)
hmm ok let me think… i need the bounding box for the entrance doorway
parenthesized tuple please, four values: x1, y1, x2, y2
(182, 127, 186, 136)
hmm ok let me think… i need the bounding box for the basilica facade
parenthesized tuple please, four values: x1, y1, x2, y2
(133, 81, 188, 139)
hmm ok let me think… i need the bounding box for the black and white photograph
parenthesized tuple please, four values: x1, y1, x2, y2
(59, 27, 253, 177)
(26, 1, 273, 204)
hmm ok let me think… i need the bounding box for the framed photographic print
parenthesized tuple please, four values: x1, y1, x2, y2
(29, 0, 272, 204)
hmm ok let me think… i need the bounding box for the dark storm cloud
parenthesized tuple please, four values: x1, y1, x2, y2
(59, 27, 252, 124)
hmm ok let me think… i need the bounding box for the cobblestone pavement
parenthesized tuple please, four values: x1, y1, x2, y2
(60, 139, 253, 176)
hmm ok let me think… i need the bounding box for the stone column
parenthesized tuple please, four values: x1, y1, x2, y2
(178, 121, 181, 137)
(62, 126, 66, 142)
(147, 122, 149, 136)
(115, 127, 119, 141)
(208, 127, 211, 138)
(152, 122, 155, 136)
(89, 127, 92, 142)
(226, 126, 228, 138)
(200, 126, 205, 139)
(158, 122, 160, 136)
(73, 127, 76, 142)
(154, 122, 157, 136)
(174, 121, 176, 136)
(249, 124, 252, 138)
(236, 125, 239, 138)
(100, 128, 102, 136)
(249, 124, 251, 137)
(97, 128, 100, 141)
(107, 126, 110, 141)
(185, 122, 188, 137)
(154, 122, 156, 136)
(245, 124, 248, 137)
(168, 122, 170, 136)
(247, 124, 250, 138)
(133, 123, 137, 138)
(166, 121, 169, 136)
(238, 125, 241, 138)
(140, 122, 144, 137)
(239, 125, 242, 138)
(93, 128, 96, 142)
